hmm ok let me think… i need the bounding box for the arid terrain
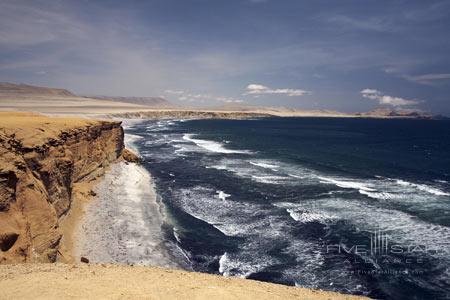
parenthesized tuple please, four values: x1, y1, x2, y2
(0, 82, 436, 119)
(0, 263, 368, 300)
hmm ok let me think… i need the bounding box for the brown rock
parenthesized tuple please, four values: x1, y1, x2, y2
(122, 148, 140, 163)
(80, 257, 89, 264)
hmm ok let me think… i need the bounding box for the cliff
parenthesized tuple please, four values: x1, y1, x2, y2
(0, 112, 124, 263)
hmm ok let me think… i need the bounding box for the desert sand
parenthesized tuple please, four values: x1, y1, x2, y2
(0, 111, 100, 147)
(0, 263, 368, 300)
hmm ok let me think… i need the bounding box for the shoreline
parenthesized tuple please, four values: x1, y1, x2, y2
(59, 120, 145, 263)
(57, 175, 105, 263)
(73, 125, 185, 268)
(73, 161, 182, 268)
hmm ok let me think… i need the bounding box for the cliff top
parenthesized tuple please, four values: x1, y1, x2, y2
(0, 112, 116, 148)
(0, 263, 369, 300)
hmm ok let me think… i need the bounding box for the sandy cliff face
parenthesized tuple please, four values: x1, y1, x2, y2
(0, 113, 124, 263)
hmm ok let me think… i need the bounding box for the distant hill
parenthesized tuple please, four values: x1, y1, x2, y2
(0, 82, 174, 108)
(89, 96, 174, 107)
(0, 82, 74, 96)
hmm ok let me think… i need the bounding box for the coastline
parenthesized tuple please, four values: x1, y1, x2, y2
(73, 161, 182, 268)
(0, 112, 371, 299)
(73, 122, 186, 268)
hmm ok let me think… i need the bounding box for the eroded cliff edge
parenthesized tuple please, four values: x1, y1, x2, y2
(0, 112, 124, 263)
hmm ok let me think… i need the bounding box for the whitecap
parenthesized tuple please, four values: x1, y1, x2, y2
(249, 161, 279, 171)
(286, 208, 336, 224)
(251, 175, 289, 184)
(288, 174, 308, 179)
(358, 190, 404, 200)
(216, 190, 231, 201)
(182, 134, 252, 154)
(124, 134, 144, 154)
(394, 179, 449, 196)
(218, 251, 278, 278)
(208, 164, 228, 170)
(317, 176, 376, 191)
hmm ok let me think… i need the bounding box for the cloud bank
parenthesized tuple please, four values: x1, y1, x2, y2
(361, 89, 419, 107)
(244, 84, 309, 97)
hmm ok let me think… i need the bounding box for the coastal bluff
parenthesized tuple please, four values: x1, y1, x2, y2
(0, 112, 124, 263)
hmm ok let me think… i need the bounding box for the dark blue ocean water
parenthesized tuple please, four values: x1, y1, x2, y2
(126, 117, 450, 300)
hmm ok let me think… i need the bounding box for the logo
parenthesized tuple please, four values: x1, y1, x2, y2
(370, 229, 389, 255)
(323, 228, 446, 270)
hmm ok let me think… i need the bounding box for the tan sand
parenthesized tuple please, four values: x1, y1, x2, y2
(58, 178, 105, 263)
(0, 263, 369, 300)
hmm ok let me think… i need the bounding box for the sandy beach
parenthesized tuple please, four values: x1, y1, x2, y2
(74, 161, 183, 269)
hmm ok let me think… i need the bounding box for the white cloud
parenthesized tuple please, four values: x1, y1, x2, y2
(244, 84, 309, 97)
(361, 89, 420, 107)
(165, 90, 243, 104)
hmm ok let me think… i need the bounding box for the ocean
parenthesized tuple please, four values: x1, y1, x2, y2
(125, 117, 450, 300)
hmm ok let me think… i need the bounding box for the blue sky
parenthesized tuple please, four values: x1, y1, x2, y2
(1, 0, 450, 113)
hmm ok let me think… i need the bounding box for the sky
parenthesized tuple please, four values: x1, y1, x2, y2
(1, 0, 450, 114)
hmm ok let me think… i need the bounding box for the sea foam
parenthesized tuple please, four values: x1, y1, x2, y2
(183, 134, 252, 154)
(249, 161, 279, 171)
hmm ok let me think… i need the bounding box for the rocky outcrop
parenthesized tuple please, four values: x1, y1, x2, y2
(122, 149, 140, 163)
(0, 113, 124, 263)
